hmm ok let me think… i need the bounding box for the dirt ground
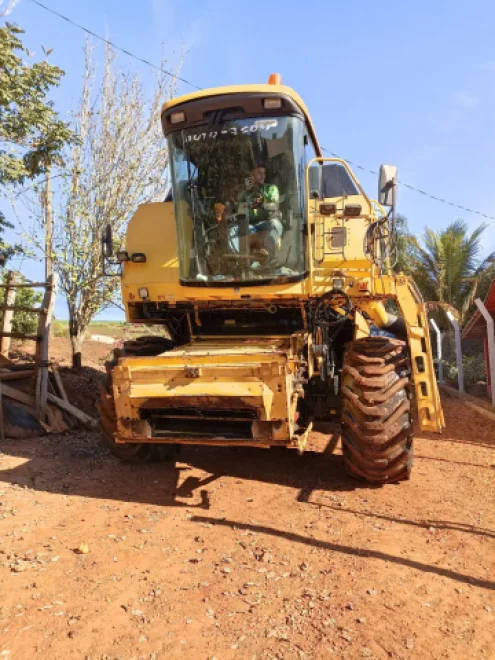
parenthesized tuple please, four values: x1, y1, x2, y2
(0, 339, 494, 659)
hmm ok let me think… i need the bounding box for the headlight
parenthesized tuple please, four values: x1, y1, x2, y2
(170, 111, 185, 124)
(263, 98, 282, 109)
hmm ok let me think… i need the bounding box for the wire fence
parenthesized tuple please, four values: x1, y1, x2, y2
(430, 327, 488, 400)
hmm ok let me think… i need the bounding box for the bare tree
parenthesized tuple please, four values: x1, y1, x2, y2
(23, 42, 182, 367)
(0, 0, 20, 17)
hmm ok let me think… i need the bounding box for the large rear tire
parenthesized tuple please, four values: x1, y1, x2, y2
(97, 336, 179, 464)
(341, 336, 413, 483)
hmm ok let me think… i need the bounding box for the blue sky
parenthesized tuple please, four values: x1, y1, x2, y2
(3, 0, 495, 319)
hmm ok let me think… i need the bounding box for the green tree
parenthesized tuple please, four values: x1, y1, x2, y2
(0, 22, 73, 184)
(0, 211, 19, 266)
(12, 285, 42, 336)
(23, 43, 183, 368)
(394, 213, 415, 273)
(0, 22, 74, 264)
(409, 220, 495, 322)
(0, 272, 42, 336)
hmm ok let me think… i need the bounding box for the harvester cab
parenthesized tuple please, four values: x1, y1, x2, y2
(99, 74, 445, 483)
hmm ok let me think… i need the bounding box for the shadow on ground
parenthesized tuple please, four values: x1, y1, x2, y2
(0, 427, 357, 509)
(0, 427, 493, 592)
(189, 514, 495, 591)
(1, 367, 494, 594)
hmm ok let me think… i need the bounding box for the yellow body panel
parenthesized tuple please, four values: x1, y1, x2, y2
(112, 339, 296, 447)
(120, 199, 444, 434)
(161, 82, 322, 155)
(124, 202, 179, 285)
(122, 200, 380, 310)
(112, 80, 445, 452)
(122, 202, 313, 313)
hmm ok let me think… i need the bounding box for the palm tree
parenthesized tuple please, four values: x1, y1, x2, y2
(409, 220, 495, 322)
(394, 213, 415, 273)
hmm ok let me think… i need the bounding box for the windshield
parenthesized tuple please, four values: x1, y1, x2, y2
(168, 115, 307, 285)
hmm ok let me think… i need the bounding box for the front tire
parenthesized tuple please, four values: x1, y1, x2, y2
(97, 337, 179, 464)
(341, 336, 413, 483)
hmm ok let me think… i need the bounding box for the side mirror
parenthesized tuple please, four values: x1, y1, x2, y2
(378, 165, 397, 208)
(102, 224, 113, 258)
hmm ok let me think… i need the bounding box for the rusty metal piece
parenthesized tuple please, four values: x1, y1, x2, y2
(98, 347, 179, 463)
(293, 421, 313, 454)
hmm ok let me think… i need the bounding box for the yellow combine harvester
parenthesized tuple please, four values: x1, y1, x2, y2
(99, 73, 445, 483)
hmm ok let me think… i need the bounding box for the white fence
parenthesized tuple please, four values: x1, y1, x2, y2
(429, 298, 494, 406)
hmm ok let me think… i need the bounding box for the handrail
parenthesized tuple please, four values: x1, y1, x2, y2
(305, 156, 372, 212)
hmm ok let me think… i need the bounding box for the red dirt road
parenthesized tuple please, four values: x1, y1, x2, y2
(0, 340, 494, 659)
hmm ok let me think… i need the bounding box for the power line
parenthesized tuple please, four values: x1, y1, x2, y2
(29, 0, 202, 91)
(24, 0, 495, 223)
(321, 148, 495, 222)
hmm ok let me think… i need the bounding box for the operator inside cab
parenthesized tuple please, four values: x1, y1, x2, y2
(166, 113, 310, 285)
(236, 164, 283, 263)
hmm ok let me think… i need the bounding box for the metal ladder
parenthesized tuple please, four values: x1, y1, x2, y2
(314, 214, 347, 263)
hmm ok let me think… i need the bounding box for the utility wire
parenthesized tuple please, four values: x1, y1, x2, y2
(29, 0, 202, 90)
(321, 148, 495, 222)
(26, 0, 495, 223)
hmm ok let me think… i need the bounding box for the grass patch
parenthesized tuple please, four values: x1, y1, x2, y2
(53, 320, 69, 337)
(51, 320, 166, 340)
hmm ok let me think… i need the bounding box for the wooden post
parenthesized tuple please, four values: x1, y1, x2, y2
(35, 274, 58, 420)
(0, 271, 17, 357)
(44, 166, 53, 280)
(51, 366, 69, 403)
(0, 384, 4, 443)
(47, 392, 98, 428)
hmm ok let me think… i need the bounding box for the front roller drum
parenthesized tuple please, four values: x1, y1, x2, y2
(341, 336, 413, 483)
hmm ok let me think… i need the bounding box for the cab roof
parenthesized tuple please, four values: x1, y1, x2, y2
(161, 82, 322, 157)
